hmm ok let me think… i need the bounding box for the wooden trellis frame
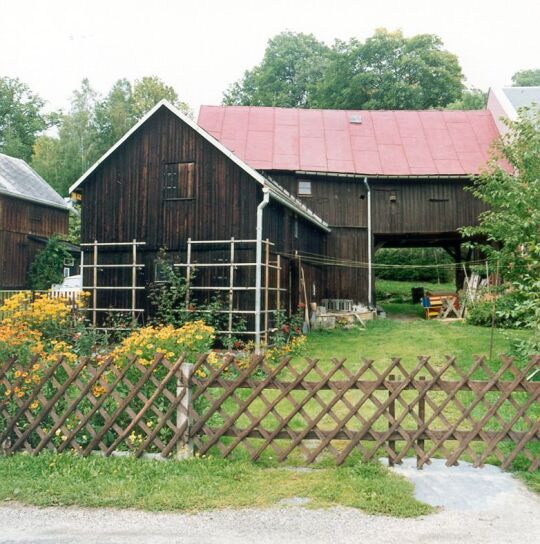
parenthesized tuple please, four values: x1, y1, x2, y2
(80, 240, 146, 329)
(175, 238, 284, 342)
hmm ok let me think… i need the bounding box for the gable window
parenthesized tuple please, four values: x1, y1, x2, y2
(297, 180, 312, 197)
(163, 162, 194, 200)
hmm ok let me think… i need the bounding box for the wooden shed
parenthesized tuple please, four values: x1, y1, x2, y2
(70, 101, 329, 345)
(0, 153, 70, 289)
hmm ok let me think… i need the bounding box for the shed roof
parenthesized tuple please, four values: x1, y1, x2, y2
(0, 153, 69, 210)
(198, 106, 501, 177)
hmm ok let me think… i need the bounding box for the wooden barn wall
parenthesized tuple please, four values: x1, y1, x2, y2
(368, 179, 486, 235)
(78, 107, 328, 315)
(269, 173, 370, 304)
(80, 106, 262, 251)
(0, 195, 69, 289)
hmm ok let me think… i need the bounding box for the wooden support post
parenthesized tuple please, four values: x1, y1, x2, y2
(185, 238, 192, 308)
(388, 374, 396, 467)
(228, 238, 235, 341)
(131, 239, 137, 324)
(176, 362, 194, 460)
(92, 240, 98, 327)
(455, 243, 464, 290)
(80, 249, 85, 290)
(276, 254, 281, 312)
(264, 239, 270, 344)
(417, 376, 426, 469)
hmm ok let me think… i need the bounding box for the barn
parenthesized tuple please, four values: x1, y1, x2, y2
(69, 101, 329, 345)
(0, 153, 71, 289)
(198, 105, 499, 305)
(70, 100, 501, 346)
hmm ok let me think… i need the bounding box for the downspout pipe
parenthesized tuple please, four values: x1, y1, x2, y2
(255, 187, 270, 352)
(363, 177, 373, 308)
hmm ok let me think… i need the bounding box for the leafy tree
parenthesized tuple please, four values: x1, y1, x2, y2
(32, 79, 100, 195)
(32, 76, 191, 195)
(511, 69, 540, 87)
(462, 106, 540, 335)
(223, 31, 331, 107)
(225, 29, 464, 110)
(28, 236, 72, 290)
(313, 29, 464, 109)
(0, 77, 48, 162)
(447, 88, 487, 110)
(94, 78, 135, 155)
(131, 76, 191, 118)
(31, 135, 65, 193)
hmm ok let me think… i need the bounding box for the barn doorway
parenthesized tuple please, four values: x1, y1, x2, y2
(372, 238, 474, 320)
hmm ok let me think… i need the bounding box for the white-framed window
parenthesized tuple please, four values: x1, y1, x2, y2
(297, 180, 312, 196)
(294, 215, 299, 238)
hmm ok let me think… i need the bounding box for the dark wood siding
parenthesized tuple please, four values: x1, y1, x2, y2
(81, 107, 263, 250)
(0, 195, 69, 289)
(271, 172, 486, 305)
(78, 106, 328, 314)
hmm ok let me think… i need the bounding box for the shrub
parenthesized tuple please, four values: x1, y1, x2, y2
(0, 292, 91, 364)
(28, 236, 71, 290)
(110, 321, 215, 367)
(374, 248, 453, 282)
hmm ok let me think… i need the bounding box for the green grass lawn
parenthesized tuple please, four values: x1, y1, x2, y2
(376, 279, 456, 300)
(303, 318, 525, 367)
(0, 453, 431, 517)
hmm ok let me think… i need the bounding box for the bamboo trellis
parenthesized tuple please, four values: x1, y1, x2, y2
(80, 240, 146, 329)
(175, 238, 284, 342)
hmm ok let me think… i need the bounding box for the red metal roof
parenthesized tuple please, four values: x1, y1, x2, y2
(197, 106, 500, 177)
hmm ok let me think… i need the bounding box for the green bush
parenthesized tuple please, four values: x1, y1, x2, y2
(466, 291, 536, 329)
(27, 236, 71, 290)
(374, 248, 453, 282)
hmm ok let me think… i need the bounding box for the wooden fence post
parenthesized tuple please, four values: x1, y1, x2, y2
(417, 376, 426, 469)
(176, 362, 194, 460)
(388, 374, 396, 467)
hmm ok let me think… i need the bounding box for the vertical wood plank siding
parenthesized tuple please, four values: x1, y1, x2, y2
(0, 195, 69, 289)
(78, 106, 327, 312)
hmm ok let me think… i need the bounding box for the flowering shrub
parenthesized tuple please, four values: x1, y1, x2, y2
(265, 334, 307, 365)
(110, 321, 215, 367)
(0, 292, 90, 364)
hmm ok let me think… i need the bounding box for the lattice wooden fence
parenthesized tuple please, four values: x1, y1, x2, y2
(1, 353, 539, 471)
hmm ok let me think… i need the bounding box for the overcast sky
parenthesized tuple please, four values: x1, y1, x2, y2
(1, 0, 539, 114)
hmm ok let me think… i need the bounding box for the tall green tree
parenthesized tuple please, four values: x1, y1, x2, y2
(131, 76, 191, 118)
(223, 31, 331, 107)
(313, 29, 464, 109)
(0, 77, 48, 162)
(447, 88, 487, 110)
(511, 69, 540, 87)
(224, 29, 464, 110)
(463, 106, 540, 333)
(32, 76, 191, 195)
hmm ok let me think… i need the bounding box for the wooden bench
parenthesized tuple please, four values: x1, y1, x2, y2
(422, 292, 458, 320)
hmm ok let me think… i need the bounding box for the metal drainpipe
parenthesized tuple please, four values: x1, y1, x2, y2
(363, 177, 373, 308)
(255, 187, 270, 352)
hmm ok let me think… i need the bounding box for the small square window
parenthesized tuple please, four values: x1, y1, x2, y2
(163, 162, 194, 200)
(297, 180, 312, 196)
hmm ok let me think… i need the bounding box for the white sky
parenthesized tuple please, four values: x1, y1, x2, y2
(1, 0, 539, 114)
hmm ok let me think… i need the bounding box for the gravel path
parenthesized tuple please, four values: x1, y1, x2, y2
(2, 460, 539, 543)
